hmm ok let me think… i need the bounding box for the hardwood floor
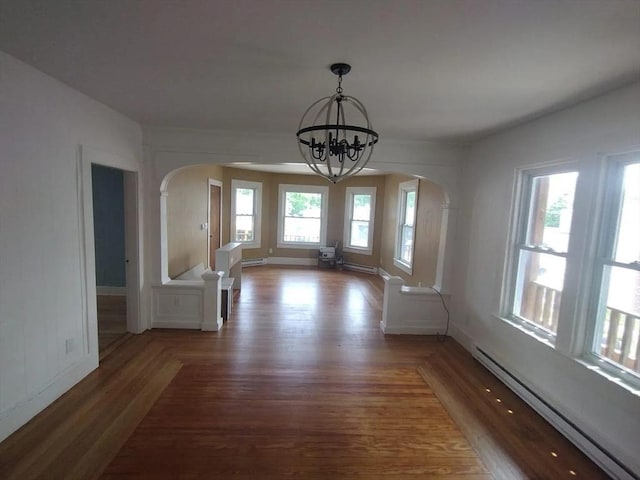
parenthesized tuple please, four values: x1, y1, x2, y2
(0, 267, 608, 479)
(97, 295, 128, 357)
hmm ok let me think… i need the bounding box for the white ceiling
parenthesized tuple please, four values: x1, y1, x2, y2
(1, 0, 639, 143)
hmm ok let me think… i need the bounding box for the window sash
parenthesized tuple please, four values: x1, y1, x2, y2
(344, 187, 376, 254)
(588, 158, 640, 379)
(277, 184, 328, 248)
(506, 168, 578, 337)
(231, 180, 262, 248)
(394, 179, 418, 272)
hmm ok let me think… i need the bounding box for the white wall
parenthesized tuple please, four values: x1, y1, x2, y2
(451, 81, 640, 474)
(0, 51, 143, 441)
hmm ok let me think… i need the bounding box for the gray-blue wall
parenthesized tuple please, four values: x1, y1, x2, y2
(92, 164, 126, 287)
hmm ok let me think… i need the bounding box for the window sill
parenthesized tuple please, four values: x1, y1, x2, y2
(576, 355, 640, 395)
(493, 314, 556, 349)
(393, 258, 413, 275)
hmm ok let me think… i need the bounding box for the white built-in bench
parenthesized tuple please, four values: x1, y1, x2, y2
(380, 276, 450, 335)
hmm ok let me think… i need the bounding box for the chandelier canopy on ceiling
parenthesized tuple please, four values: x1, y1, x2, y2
(296, 63, 379, 184)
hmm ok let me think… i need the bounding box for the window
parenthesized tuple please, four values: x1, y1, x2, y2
(277, 184, 328, 248)
(502, 152, 640, 387)
(507, 168, 578, 338)
(343, 187, 376, 254)
(231, 180, 262, 248)
(394, 179, 418, 273)
(590, 157, 640, 377)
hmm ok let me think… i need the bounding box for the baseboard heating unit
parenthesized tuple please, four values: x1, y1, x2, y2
(342, 263, 378, 274)
(242, 258, 266, 267)
(474, 347, 637, 480)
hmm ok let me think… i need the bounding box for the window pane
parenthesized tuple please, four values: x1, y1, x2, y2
(235, 215, 254, 242)
(526, 172, 578, 252)
(286, 192, 321, 218)
(513, 250, 566, 333)
(236, 188, 254, 215)
(404, 191, 416, 226)
(283, 217, 320, 243)
(352, 194, 371, 221)
(615, 162, 640, 263)
(350, 221, 369, 248)
(594, 265, 640, 375)
(400, 225, 413, 263)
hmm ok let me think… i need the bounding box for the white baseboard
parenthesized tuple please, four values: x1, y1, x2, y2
(474, 347, 637, 480)
(448, 322, 475, 352)
(0, 354, 98, 443)
(96, 286, 126, 296)
(378, 267, 391, 279)
(267, 257, 317, 266)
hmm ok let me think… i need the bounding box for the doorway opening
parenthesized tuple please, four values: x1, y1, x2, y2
(91, 164, 129, 356)
(208, 179, 222, 269)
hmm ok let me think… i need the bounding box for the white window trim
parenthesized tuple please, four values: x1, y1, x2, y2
(583, 152, 640, 387)
(502, 163, 580, 344)
(230, 179, 262, 249)
(277, 184, 328, 249)
(343, 186, 376, 255)
(499, 154, 640, 391)
(393, 179, 419, 274)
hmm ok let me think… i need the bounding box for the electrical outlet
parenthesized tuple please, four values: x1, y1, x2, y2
(65, 338, 74, 354)
(269, 248, 273, 254)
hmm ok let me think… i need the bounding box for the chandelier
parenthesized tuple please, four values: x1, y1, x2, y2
(296, 63, 379, 184)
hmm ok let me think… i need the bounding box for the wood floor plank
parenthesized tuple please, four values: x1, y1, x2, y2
(418, 341, 610, 480)
(0, 267, 610, 479)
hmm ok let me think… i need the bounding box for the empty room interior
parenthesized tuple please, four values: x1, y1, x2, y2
(0, 1, 639, 479)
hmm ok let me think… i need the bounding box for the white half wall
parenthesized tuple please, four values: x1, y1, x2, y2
(0, 51, 143, 442)
(451, 81, 640, 475)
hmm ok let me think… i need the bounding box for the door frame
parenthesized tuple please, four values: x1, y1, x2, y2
(207, 178, 223, 269)
(78, 146, 143, 362)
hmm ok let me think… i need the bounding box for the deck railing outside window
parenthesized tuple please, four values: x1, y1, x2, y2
(523, 280, 640, 374)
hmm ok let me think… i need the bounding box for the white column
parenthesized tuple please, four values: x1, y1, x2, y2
(380, 276, 405, 333)
(434, 204, 457, 294)
(201, 270, 224, 331)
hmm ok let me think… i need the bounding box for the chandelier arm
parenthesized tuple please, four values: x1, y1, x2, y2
(299, 97, 332, 158)
(335, 143, 377, 181)
(297, 96, 334, 169)
(297, 139, 324, 176)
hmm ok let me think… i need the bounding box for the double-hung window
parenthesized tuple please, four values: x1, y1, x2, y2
(343, 187, 376, 255)
(394, 179, 418, 273)
(231, 179, 262, 248)
(504, 152, 640, 387)
(589, 156, 640, 377)
(277, 184, 328, 248)
(507, 168, 578, 338)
